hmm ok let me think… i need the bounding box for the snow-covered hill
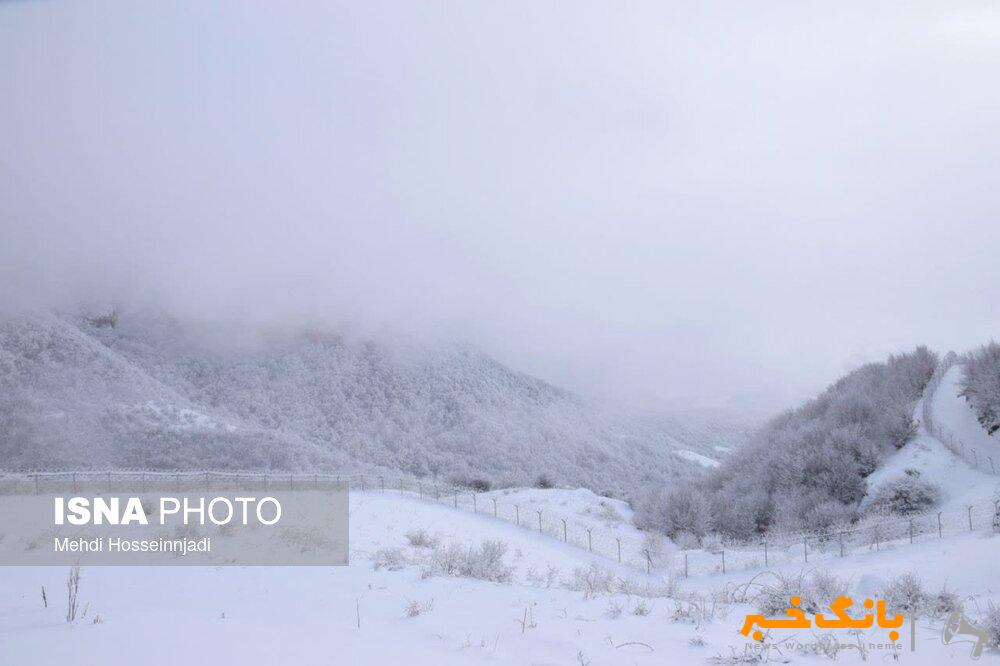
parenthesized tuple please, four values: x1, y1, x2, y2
(0, 308, 733, 495)
(867, 363, 1000, 514)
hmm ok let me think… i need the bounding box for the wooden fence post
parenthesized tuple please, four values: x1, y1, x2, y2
(536, 510, 543, 533)
(616, 538, 621, 564)
(586, 528, 592, 552)
(492, 498, 498, 518)
(561, 519, 567, 542)
(937, 511, 943, 538)
(908, 519, 914, 544)
(803, 537, 808, 563)
(515, 504, 520, 527)
(684, 551, 689, 577)
(643, 549, 652, 574)
(968, 505, 974, 531)
(721, 549, 726, 574)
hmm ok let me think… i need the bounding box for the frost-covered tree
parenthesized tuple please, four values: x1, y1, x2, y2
(959, 342, 1000, 434)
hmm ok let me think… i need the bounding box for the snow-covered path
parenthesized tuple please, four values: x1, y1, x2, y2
(931, 364, 1000, 472)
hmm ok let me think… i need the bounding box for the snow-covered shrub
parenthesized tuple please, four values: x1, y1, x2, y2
(748, 571, 850, 616)
(928, 588, 962, 618)
(535, 474, 555, 489)
(867, 470, 939, 516)
(809, 570, 851, 609)
(404, 598, 434, 617)
(405, 529, 439, 549)
(373, 546, 408, 571)
(981, 603, 1000, 650)
(567, 563, 616, 599)
(525, 565, 560, 588)
(879, 572, 926, 616)
(672, 530, 701, 550)
(421, 540, 512, 583)
(634, 484, 713, 538)
(632, 599, 653, 616)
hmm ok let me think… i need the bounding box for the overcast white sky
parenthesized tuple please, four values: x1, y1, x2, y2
(3, 1, 1000, 412)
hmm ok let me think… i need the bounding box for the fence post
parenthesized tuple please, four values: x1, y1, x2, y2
(938, 511, 943, 538)
(561, 518, 567, 542)
(803, 537, 808, 563)
(515, 504, 520, 527)
(721, 549, 726, 574)
(491, 498, 498, 517)
(684, 551, 689, 577)
(360, 475, 365, 492)
(586, 528, 592, 552)
(399, 479, 404, 495)
(616, 538, 621, 564)
(453, 493, 458, 508)
(908, 519, 914, 544)
(990, 456, 995, 474)
(643, 549, 652, 574)
(838, 532, 844, 558)
(968, 506, 974, 532)
(536, 510, 543, 533)
(418, 482, 423, 499)
(380, 476, 385, 493)
(472, 493, 477, 513)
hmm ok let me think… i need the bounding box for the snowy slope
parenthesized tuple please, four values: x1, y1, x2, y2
(0, 308, 717, 496)
(932, 364, 1000, 468)
(2, 487, 998, 665)
(866, 362, 1000, 516)
(864, 399, 999, 514)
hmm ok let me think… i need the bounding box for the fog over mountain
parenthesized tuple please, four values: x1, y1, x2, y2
(4, 1, 1000, 415)
(0, 308, 750, 495)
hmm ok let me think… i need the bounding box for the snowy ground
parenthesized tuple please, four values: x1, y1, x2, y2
(2, 487, 999, 665)
(2, 368, 999, 664)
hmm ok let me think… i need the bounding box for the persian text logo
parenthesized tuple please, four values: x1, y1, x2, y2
(740, 596, 904, 643)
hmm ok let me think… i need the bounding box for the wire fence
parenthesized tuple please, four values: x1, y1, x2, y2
(1, 468, 998, 579)
(922, 353, 1000, 476)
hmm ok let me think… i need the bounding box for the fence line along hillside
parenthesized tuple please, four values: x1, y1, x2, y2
(2, 469, 998, 579)
(923, 354, 1000, 475)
